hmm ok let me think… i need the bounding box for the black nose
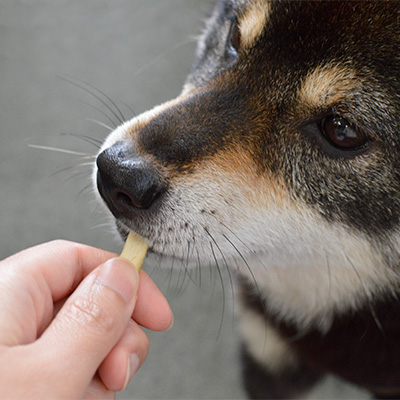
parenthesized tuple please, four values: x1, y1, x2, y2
(96, 142, 167, 219)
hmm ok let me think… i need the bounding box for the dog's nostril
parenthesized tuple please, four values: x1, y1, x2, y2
(96, 142, 167, 218)
(116, 192, 136, 208)
(114, 186, 160, 211)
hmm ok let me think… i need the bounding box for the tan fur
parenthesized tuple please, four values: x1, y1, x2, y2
(297, 65, 358, 111)
(239, 0, 270, 50)
(195, 146, 290, 211)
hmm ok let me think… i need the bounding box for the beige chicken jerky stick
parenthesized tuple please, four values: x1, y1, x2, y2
(120, 231, 149, 271)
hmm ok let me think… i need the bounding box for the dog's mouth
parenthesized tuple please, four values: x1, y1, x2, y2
(95, 143, 250, 266)
(114, 220, 160, 257)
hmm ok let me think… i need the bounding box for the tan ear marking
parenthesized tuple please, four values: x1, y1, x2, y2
(239, 0, 271, 49)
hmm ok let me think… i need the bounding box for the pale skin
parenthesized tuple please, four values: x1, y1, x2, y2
(0, 240, 173, 399)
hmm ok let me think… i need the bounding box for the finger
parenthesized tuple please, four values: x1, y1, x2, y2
(0, 346, 117, 400)
(85, 373, 115, 400)
(3, 240, 117, 302)
(34, 258, 139, 398)
(98, 319, 149, 392)
(133, 270, 174, 331)
(52, 266, 174, 333)
(42, 263, 173, 348)
(0, 240, 116, 345)
(51, 267, 174, 333)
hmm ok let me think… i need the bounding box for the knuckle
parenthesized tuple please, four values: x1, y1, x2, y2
(139, 328, 150, 350)
(134, 326, 149, 351)
(128, 321, 150, 355)
(66, 295, 118, 333)
(143, 330, 150, 346)
(137, 331, 150, 362)
(48, 239, 74, 249)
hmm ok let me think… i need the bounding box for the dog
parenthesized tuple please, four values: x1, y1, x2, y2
(95, 1, 400, 398)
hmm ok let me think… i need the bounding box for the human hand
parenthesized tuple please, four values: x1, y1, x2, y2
(0, 240, 173, 399)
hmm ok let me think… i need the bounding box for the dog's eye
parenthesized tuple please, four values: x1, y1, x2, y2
(227, 18, 241, 53)
(317, 115, 367, 150)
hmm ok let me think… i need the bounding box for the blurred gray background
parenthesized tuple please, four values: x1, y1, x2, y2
(0, 1, 369, 398)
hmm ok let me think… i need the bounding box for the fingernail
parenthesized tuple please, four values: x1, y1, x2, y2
(167, 313, 174, 331)
(123, 353, 140, 390)
(95, 258, 139, 304)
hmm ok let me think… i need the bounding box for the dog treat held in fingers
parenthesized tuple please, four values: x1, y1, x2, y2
(120, 231, 148, 270)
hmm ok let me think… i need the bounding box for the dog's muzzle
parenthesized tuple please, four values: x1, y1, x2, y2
(96, 142, 167, 219)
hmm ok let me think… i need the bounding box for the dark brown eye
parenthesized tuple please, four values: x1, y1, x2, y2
(319, 115, 367, 150)
(228, 19, 241, 53)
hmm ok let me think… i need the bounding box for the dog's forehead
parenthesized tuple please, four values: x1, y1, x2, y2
(193, 1, 400, 82)
(191, 0, 400, 120)
(218, 1, 399, 57)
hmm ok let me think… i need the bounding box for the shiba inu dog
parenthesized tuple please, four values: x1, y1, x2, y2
(95, 0, 400, 398)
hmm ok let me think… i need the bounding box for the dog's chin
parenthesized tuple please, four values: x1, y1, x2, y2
(115, 220, 130, 242)
(114, 217, 157, 244)
(114, 220, 202, 271)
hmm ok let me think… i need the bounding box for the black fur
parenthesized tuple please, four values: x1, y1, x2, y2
(241, 344, 322, 400)
(239, 276, 400, 395)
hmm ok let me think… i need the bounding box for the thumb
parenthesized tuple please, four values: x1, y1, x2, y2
(35, 258, 139, 396)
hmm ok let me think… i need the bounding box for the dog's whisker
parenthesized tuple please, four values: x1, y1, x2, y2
(173, 253, 189, 298)
(205, 228, 235, 310)
(344, 253, 387, 341)
(220, 221, 268, 270)
(59, 76, 126, 125)
(325, 252, 332, 300)
(131, 37, 196, 79)
(192, 236, 202, 287)
(168, 249, 179, 297)
(64, 170, 93, 183)
(120, 101, 137, 119)
(176, 247, 198, 296)
(192, 229, 203, 288)
(196, 249, 202, 288)
(150, 251, 162, 280)
(166, 252, 176, 294)
(78, 100, 120, 129)
(61, 131, 104, 147)
(222, 232, 270, 338)
(222, 232, 271, 349)
(153, 241, 166, 277)
(174, 258, 187, 297)
(76, 182, 94, 201)
(85, 118, 114, 132)
(89, 222, 113, 230)
(77, 161, 96, 167)
(49, 161, 94, 178)
(184, 238, 201, 287)
(28, 144, 92, 157)
(208, 238, 226, 340)
(222, 233, 259, 292)
(61, 131, 104, 144)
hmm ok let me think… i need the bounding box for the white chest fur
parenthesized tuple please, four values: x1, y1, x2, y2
(234, 212, 398, 332)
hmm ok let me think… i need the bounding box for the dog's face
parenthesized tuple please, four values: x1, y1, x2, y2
(96, 1, 400, 327)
